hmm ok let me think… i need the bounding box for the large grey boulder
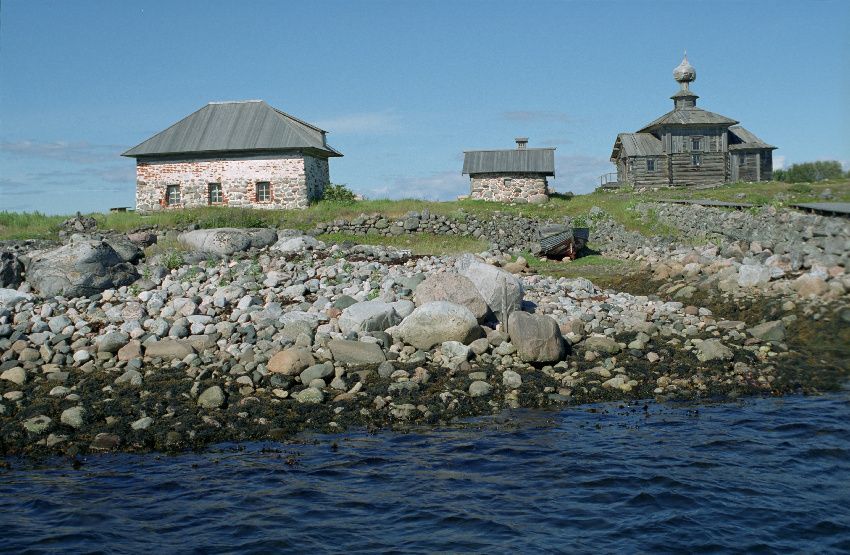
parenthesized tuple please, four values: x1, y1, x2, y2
(104, 235, 144, 264)
(695, 339, 733, 362)
(414, 273, 489, 321)
(178, 228, 277, 256)
(748, 320, 786, 342)
(338, 300, 401, 336)
(394, 301, 482, 350)
(271, 235, 324, 255)
(328, 340, 386, 365)
(737, 265, 771, 288)
(26, 240, 139, 298)
(144, 339, 195, 360)
(508, 311, 566, 363)
(455, 255, 522, 322)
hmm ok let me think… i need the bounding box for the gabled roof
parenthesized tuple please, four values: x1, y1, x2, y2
(610, 133, 662, 160)
(728, 125, 776, 150)
(638, 107, 738, 133)
(462, 148, 555, 176)
(122, 100, 343, 158)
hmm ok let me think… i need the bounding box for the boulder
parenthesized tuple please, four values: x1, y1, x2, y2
(26, 240, 138, 298)
(143, 339, 195, 360)
(271, 235, 324, 255)
(455, 255, 522, 322)
(268, 347, 315, 375)
(328, 340, 386, 365)
(338, 300, 401, 336)
(394, 301, 481, 350)
(104, 235, 144, 264)
(748, 320, 786, 342)
(299, 362, 334, 384)
(508, 311, 566, 363)
(0, 288, 33, 307)
(794, 274, 829, 297)
(737, 265, 771, 288)
(197, 386, 225, 409)
(695, 339, 734, 362)
(97, 331, 130, 353)
(414, 273, 489, 321)
(178, 228, 277, 256)
(584, 335, 621, 354)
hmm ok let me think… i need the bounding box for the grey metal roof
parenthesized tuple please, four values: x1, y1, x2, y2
(122, 100, 343, 158)
(611, 133, 662, 159)
(462, 148, 555, 175)
(728, 125, 776, 150)
(638, 107, 738, 133)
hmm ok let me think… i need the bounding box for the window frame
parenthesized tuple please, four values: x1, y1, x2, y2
(691, 153, 702, 167)
(691, 136, 703, 152)
(166, 184, 181, 206)
(255, 181, 271, 203)
(208, 182, 223, 205)
(646, 159, 656, 172)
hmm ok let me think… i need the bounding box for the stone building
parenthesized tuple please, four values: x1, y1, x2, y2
(607, 55, 776, 188)
(123, 100, 342, 212)
(462, 138, 556, 203)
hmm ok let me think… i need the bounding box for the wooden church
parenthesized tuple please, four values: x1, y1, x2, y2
(608, 55, 776, 188)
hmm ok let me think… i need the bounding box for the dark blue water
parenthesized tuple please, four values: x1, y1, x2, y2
(2, 393, 850, 554)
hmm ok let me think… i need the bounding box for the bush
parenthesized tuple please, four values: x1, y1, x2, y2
(783, 161, 844, 183)
(322, 183, 357, 203)
(788, 183, 812, 194)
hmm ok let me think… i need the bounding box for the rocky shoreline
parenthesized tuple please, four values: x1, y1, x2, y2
(1, 208, 848, 459)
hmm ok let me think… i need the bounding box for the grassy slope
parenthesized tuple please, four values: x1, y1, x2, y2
(2, 178, 848, 243)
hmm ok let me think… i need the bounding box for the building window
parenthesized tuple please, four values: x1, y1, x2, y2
(647, 159, 656, 172)
(692, 154, 702, 167)
(208, 183, 222, 204)
(691, 137, 702, 151)
(256, 182, 271, 202)
(166, 185, 181, 206)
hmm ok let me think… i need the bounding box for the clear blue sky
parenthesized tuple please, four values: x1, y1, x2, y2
(1, 0, 848, 214)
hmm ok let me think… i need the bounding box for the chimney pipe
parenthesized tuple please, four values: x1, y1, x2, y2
(515, 137, 528, 150)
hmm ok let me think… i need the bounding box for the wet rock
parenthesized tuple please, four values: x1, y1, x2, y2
(60, 406, 85, 429)
(328, 340, 386, 365)
(508, 311, 566, 363)
(584, 335, 620, 355)
(338, 300, 401, 336)
(748, 320, 786, 342)
(90, 433, 121, 451)
(414, 273, 489, 321)
(268, 347, 316, 375)
(395, 301, 481, 350)
(23, 415, 52, 434)
(695, 339, 733, 362)
(197, 386, 225, 409)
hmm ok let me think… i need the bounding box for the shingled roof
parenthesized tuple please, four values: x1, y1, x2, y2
(638, 107, 738, 133)
(122, 100, 342, 158)
(610, 133, 662, 160)
(462, 148, 555, 176)
(728, 125, 776, 150)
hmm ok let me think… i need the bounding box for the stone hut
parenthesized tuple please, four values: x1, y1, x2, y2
(462, 138, 556, 203)
(123, 100, 342, 212)
(607, 55, 776, 188)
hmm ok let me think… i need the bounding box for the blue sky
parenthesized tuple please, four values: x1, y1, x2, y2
(1, 0, 848, 214)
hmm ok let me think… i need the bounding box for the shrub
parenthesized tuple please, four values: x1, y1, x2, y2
(322, 183, 357, 203)
(162, 249, 185, 270)
(788, 183, 813, 194)
(783, 161, 844, 183)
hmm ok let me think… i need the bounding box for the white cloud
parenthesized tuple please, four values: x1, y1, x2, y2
(773, 155, 786, 170)
(359, 171, 468, 201)
(0, 140, 125, 163)
(316, 110, 401, 134)
(553, 154, 613, 195)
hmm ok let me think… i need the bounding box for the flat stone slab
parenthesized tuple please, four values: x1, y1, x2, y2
(790, 203, 850, 217)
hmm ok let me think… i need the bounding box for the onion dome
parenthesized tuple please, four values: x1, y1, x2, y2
(673, 54, 696, 84)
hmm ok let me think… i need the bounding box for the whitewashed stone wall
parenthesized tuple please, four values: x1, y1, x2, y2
(135, 153, 331, 212)
(469, 173, 550, 203)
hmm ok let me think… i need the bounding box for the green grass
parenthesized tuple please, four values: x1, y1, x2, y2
(317, 232, 489, 256)
(2, 178, 848, 243)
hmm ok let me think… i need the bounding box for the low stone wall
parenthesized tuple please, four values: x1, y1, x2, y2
(135, 153, 328, 212)
(469, 173, 549, 203)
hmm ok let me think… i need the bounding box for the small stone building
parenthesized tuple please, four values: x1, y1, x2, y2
(462, 138, 556, 203)
(123, 100, 342, 212)
(608, 55, 776, 188)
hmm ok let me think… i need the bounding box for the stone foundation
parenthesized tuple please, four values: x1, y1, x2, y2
(135, 153, 330, 212)
(469, 173, 550, 203)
